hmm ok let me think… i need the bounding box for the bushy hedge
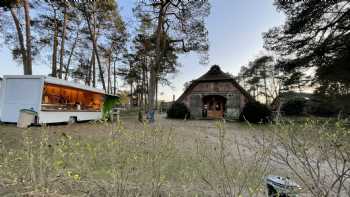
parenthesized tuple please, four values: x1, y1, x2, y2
(307, 100, 340, 117)
(239, 101, 272, 123)
(281, 99, 306, 116)
(167, 102, 190, 119)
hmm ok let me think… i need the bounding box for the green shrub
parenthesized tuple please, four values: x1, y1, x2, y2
(167, 102, 190, 119)
(336, 95, 350, 116)
(307, 100, 339, 117)
(239, 101, 272, 123)
(102, 95, 120, 120)
(281, 99, 306, 116)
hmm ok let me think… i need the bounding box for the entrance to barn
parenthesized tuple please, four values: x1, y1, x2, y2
(202, 95, 227, 119)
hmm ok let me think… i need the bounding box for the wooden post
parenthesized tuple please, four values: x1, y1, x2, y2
(116, 108, 120, 123)
(110, 108, 120, 138)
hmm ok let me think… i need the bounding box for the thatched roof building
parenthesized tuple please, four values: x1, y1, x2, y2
(177, 65, 253, 119)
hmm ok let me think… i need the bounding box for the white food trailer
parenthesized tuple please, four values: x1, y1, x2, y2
(0, 75, 107, 124)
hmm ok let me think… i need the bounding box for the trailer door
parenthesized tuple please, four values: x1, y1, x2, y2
(1, 78, 42, 122)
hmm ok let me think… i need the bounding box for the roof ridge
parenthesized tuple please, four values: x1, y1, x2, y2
(195, 65, 233, 82)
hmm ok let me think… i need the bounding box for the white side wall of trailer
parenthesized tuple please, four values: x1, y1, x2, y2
(0, 76, 43, 123)
(0, 75, 104, 124)
(38, 111, 102, 123)
(0, 80, 3, 119)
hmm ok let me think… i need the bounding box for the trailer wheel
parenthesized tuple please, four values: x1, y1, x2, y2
(68, 116, 77, 124)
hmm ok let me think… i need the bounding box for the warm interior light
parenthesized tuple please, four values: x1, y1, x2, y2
(41, 83, 103, 112)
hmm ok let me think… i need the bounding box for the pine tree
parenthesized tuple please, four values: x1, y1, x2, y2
(134, 0, 210, 111)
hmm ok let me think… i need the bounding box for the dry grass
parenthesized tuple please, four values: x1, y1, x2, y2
(0, 115, 349, 196)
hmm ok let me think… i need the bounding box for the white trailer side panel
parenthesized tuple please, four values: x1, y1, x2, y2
(0, 78, 43, 122)
(0, 80, 3, 119)
(38, 111, 102, 123)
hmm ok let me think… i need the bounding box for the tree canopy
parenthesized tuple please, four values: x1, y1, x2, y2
(264, 0, 350, 96)
(133, 0, 211, 110)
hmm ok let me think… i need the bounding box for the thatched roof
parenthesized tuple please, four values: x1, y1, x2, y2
(177, 65, 254, 102)
(196, 65, 233, 82)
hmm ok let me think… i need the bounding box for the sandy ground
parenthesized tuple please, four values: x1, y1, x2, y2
(1, 114, 348, 196)
(0, 114, 307, 196)
(0, 114, 258, 142)
(0, 113, 275, 167)
(0, 113, 279, 169)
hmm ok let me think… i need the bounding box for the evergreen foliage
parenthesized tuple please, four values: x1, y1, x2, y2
(239, 101, 272, 123)
(307, 99, 340, 117)
(264, 0, 350, 96)
(167, 102, 190, 119)
(281, 99, 306, 116)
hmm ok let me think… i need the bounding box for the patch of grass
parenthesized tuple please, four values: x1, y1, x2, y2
(0, 118, 349, 196)
(0, 120, 271, 196)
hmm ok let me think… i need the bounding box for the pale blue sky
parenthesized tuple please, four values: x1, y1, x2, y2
(0, 0, 285, 101)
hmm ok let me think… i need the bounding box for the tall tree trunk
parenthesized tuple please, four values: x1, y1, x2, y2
(92, 49, 96, 87)
(155, 77, 158, 110)
(130, 82, 133, 109)
(148, 5, 165, 111)
(145, 64, 149, 107)
(141, 64, 146, 109)
(148, 67, 157, 111)
(107, 50, 111, 94)
(23, 0, 32, 75)
(88, 49, 95, 86)
(113, 60, 117, 95)
(86, 51, 92, 85)
(137, 80, 140, 107)
(65, 30, 79, 80)
(91, 13, 97, 88)
(52, 9, 59, 77)
(85, 15, 106, 91)
(10, 8, 27, 74)
(59, 4, 68, 79)
(263, 67, 268, 104)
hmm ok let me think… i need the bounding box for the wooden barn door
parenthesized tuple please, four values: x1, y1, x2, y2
(202, 95, 226, 119)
